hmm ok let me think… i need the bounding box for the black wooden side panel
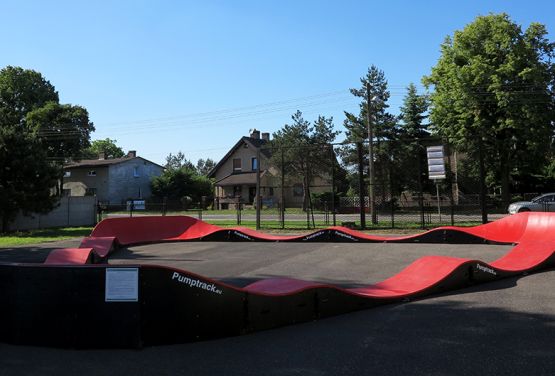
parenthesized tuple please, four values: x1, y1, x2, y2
(1, 265, 141, 348)
(140, 267, 246, 345)
(246, 291, 317, 332)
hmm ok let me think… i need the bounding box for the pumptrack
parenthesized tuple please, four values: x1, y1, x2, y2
(1, 212, 555, 348)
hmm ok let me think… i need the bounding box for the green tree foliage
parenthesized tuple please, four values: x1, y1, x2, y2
(399, 83, 429, 140)
(165, 151, 195, 171)
(196, 158, 216, 176)
(423, 13, 555, 203)
(0, 66, 62, 231)
(150, 167, 213, 209)
(0, 66, 59, 127)
(270, 111, 339, 210)
(396, 83, 430, 192)
(84, 138, 125, 159)
(0, 127, 59, 231)
(27, 102, 95, 160)
(340, 66, 402, 199)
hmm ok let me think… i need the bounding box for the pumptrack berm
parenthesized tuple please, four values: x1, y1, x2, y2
(1, 212, 555, 348)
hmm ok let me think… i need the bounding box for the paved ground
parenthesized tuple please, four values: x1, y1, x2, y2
(110, 241, 511, 287)
(2, 240, 555, 375)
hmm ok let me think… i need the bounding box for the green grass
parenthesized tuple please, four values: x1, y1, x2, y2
(0, 227, 93, 247)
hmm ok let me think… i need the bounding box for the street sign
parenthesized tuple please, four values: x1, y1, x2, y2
(427, 146, 446, 180)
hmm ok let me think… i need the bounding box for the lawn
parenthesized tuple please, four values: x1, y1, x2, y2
(0, 227, 93, 247)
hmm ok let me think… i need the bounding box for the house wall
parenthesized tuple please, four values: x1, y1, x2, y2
(64, 167, 110, 201)
(212, 142, 262, 181)
(107, 158, 164, 204)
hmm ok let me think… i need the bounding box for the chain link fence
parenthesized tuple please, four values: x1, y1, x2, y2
(97, 139, 550, 230)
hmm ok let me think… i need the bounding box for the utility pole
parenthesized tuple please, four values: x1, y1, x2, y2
(366, 83, 377, 224)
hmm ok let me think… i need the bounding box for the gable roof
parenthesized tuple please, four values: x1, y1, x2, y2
(64, 156, 164, 170)
(207, 136, 271, 178)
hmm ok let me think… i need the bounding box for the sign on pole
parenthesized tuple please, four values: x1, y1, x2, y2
(426, 146, 446, 180)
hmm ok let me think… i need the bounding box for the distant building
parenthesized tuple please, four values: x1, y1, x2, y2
(208, 129, 330, 209)
(63, 151, 164, 204)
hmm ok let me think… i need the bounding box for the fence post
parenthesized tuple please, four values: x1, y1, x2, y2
(357, 142, 366, 229)
(330, 145, 336, 227)
(256, 148, 261, 230)
(236, 196, 241, 225)
(478, 137, 488, 224)
(280, 146, 285, 229)
(67, 196, 71, 227)
(417, 142, 425, 229)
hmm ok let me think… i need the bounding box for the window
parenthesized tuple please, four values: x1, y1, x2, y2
(251, 157, 258, 171)
(63, 171, 71, 178)
(85, 188, 97, 196)
(269, 187, 274, 196)
(233, 158, 242, 171)
(233, 185, 242, 197)
(133, 166, 140, 177)
(87, 170, 97, 176)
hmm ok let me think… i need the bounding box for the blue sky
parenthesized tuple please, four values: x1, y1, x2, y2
(1, 0, 554, 165)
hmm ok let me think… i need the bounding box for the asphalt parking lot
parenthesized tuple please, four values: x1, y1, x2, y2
(1, 239, 555, 375)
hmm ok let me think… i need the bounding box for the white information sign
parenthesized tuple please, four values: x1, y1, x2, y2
(426, 145, 446, 180)
(105, 268, 139, 302)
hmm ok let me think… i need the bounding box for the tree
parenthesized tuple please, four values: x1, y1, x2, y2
(423, 13, 555, 205)
(396, 83, 430, 192)
(165, 151, 195, 171)
(196, 158, 216, 176)
(150, 167, 213, 208)
(0, 66, 61, 231)
(84, 138, 125, 159)
(270, 111, 339, 210)
(27, 102, 95, 160)
(399, 83, 429, 140)
(27, 103, 95, 194)
(0, 66, 59, 128)
(0, 127, 59, 231)
(340, 66, 399, 201)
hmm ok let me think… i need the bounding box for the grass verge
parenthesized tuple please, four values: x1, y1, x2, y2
(0, 227, 93, 247)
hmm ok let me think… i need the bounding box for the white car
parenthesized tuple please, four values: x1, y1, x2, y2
(508, 193, 555, 214)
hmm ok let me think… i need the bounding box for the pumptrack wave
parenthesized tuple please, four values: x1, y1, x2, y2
(2, 212, 555, 347)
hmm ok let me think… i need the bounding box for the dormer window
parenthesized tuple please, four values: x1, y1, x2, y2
(87, 170, 97, 176)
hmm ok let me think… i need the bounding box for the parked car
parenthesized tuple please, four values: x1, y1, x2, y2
(508, 193, 555, 214)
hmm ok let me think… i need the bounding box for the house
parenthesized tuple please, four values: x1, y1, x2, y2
(208, 130, 331, 209)
(63, 151, 164, 204)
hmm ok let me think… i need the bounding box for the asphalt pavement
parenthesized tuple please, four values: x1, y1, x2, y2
(1, 239, 555, 375)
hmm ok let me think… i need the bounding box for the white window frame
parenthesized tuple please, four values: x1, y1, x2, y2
(233, 158, 242, 172)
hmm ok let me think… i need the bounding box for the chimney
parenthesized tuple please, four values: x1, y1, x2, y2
(261, 132, 270, 141)
(98, 152, 105, 160)
(127, 150, 137, 158)
(250, 129, 260, 139)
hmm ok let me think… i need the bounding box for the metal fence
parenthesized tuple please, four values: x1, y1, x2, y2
(98, 139, 551, 230)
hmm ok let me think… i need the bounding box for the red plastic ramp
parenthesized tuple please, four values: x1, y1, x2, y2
(88, 212, 555, 245)
(44, 248, 94, 265)
(91, 216, 221, 245)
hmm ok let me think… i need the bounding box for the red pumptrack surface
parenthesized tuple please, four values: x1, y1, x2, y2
(39, 212, 555, 300)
